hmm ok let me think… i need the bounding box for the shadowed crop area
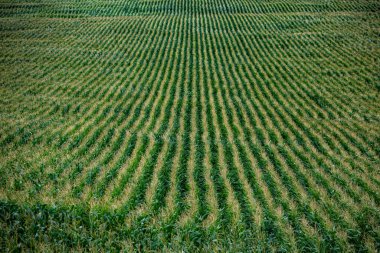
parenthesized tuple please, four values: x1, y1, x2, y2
(0, 0, 379, 251)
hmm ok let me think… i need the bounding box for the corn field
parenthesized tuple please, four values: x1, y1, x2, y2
(0, 0, 379, 251)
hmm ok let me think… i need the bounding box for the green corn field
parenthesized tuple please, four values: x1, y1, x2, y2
(0, 0, 379, 251)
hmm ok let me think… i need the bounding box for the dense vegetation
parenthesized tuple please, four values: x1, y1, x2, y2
(0, 0, 379, 251)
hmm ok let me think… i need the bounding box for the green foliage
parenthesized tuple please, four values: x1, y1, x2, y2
(0, 0, 379, 251)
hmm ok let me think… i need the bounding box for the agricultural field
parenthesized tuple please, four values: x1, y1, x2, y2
(0, 0, 379, 251)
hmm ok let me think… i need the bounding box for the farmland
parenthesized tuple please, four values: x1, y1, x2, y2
(0, 0, 379, 251)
